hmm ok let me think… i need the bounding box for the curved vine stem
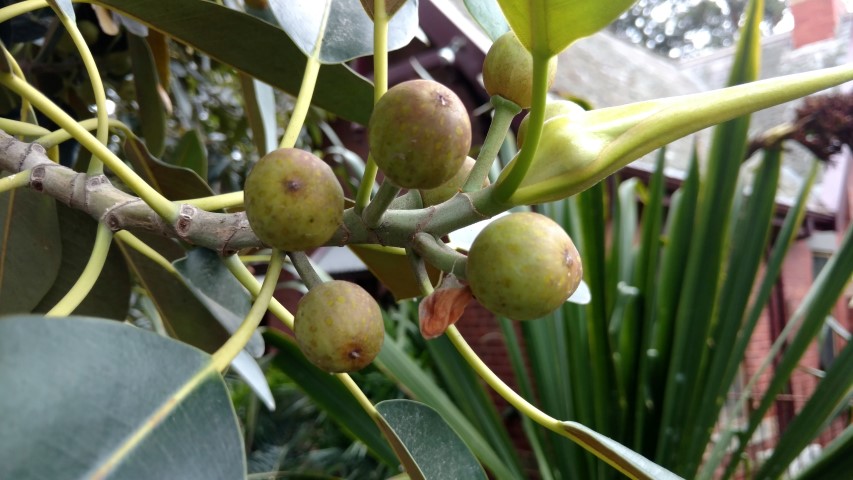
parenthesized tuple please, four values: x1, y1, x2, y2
(443, 325, 642, 480)
(279, 56, 321, 150)
(463, 95, 521, 192)
(46, 223, 114, 317)
(411, 232, 467, 279)
(0, 73, 179, 222)
(0, 118, 50, 137)
(114, 230, 176, 274)
(492, 54, 553, 203)
(48, 2, 109, 174)
(354, 0, 389, 213)
(211, 250, 284, 372)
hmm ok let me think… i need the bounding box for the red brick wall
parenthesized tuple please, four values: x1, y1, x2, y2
(791, 0, 846, 48)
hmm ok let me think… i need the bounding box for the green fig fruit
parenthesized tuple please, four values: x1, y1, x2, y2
(369, 79, 471, 189)
(244, 148, 344, 252)
(294, 280, 385, 373)
(466, 212, 582, 320)
(482, 31, 558, 109)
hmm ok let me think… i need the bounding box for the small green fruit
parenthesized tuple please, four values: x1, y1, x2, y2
(482, 32, 558, 109)
(294, 280, 385, 373)
(419, 156, 488, 206)
(466, 212, 582, 320)
(244, 148, 344, 252)
(369, 79, 471, 189)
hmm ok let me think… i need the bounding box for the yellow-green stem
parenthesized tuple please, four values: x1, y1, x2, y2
(443, 325, 640, 479)
(0, 170, 31, 193)
(1, 36, 37, 125)
(354, 1, 389, 213)
(114, 230, 176, 274)
(211, 250, 283, 372)
(181, 191, 244, 210)
(35, 117, 133, 148)
(46, 223, 113, 317)
(0, 73, 179, 222)
(493, 54, 552, 203)
(279, 56, 321, 150)
(0, 118, 50, 137)
(0, 0, 44, 24)
(50, 4, 108, 174)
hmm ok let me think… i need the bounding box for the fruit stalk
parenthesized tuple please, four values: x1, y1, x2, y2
(462, 95, 520, 193)
(288, 251, 323, 290)
(362, 180, 401, 228)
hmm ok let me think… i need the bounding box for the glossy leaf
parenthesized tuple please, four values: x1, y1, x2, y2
(463, 0, 510, 41)
(265, 330, 399, 467)
(496, 0, 634, 55)
(32, 204, 131, 320)
(168, 129, 208, 183)
(128, 33, 166, 157)
(348, 244, 440, 301)
(92, 0, 374, 124)
(376, 335, 518, 479)
(123, 135, 215, 201)
(0, 187, 61, 314)
(375, 399, 487, 479)
(268, 0, 419, 63)
(146, 29, 171, 90)
(173, 248, 263, 358)
(0, 315, 245, 479)
(116, 233, 230, 354)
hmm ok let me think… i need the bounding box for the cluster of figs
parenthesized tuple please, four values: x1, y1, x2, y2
(243, 32, 582, 373)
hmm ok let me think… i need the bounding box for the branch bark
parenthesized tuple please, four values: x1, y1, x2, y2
(0, 130, 504, 254)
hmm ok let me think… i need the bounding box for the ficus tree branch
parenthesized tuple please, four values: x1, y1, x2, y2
(0, 130, 505, 255)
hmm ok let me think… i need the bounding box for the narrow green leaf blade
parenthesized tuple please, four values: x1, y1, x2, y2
(792, 425, 853, 480)
(0, 315, 245, 479)
(168, 129, 208, 180)
(375, 399, 487, 480)
(754, 340, 853, 479)
(91, 0, 374, 124)
(123, 135, 215, 201)
(0, 187, 61, 314)
(128, 33, 166, 157)
(239, 74, 278, 156)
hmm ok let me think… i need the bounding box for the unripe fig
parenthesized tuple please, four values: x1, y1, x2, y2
(482, 32, 558, 109)
(517, 99, 586, 148)
(244, 148, 344, 252)
(369, 79, 471, 189)
(419, 156, 489, 206)
(466, 212, 582, 320)
(294, 280, 385, 373)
